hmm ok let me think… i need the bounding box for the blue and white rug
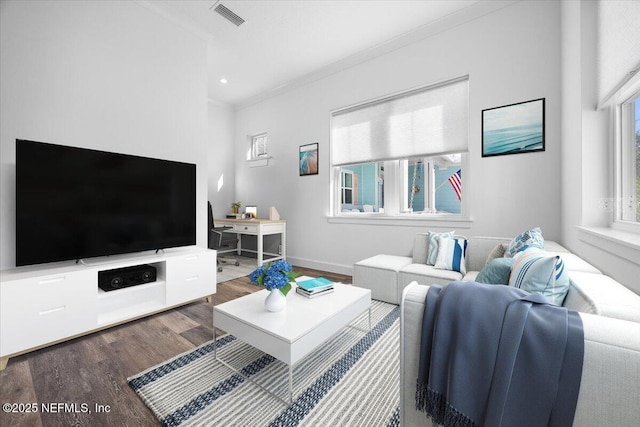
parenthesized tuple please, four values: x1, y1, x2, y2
(128, 301, 400, 427)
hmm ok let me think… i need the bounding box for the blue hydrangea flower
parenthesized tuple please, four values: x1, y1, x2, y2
(249, 260, 295, 291)
(264, 268, 289, 290)
(249, 260, 298, 295)
(271, 260, 292, 273)
(249, 265, 267, 285)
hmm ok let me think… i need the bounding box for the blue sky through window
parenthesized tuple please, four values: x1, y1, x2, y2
(633, 96, 640, 134)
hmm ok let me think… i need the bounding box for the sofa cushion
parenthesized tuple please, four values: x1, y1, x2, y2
(566, 272, 640, 322)
(509, 249, 570, 306)
(399, 263, 463, 286)
(476, 257, 515, 285)
(548, 252, 601, 274)
(412, 233, 430, 264)
(462, 271, 479, 281)
(426, 231, 454, 265)
(543, 241, 571, 253)
(506, 227, 544, 257)
(434, 236, 468, 274)
(354, 254, 412, 271)
(353, 254, 413, 304)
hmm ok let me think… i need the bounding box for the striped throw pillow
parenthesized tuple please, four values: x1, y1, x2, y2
(434, 237, 468, 274)
(509, 249, 569, 306)
(426, 231, 454, 265)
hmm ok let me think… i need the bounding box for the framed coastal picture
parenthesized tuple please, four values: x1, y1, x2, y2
(299, 143, 318, 176)
(482, 98, 545, 157)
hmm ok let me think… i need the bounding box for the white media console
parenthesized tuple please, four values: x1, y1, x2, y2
(0, 246, 216, 370)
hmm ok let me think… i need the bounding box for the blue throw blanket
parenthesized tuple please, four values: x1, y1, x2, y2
(415, 282, 584, 427)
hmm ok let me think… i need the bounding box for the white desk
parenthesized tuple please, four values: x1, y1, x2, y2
(214, 218, 286, 267)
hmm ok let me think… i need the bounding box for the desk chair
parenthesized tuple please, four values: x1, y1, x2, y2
(207, 202, 240, 272)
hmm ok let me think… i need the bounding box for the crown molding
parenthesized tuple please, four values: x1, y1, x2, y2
(235, 0, 517, 111)
(134, 0, 213, 42)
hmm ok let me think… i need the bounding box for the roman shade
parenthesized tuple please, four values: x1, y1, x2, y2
(331, 76, 468, 166)
(597, 0, 640, 108)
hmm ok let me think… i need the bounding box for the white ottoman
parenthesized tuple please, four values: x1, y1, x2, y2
(353, 254, 412, 304)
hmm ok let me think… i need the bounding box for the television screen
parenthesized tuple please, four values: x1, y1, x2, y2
(16, 139, 196, 266)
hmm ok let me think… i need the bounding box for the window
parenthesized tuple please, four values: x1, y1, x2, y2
(618, 93, 640, 224)
(402, 154, 462, 214)
(341, 170, 354, 205)
(330, 76, 468, 218)
(338, 162, 384, 212)
(250, 133, 268, 159)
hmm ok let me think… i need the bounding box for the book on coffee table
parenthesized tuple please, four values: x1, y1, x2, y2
(296, 286, 335, 298)
(297, 277, 334, 293)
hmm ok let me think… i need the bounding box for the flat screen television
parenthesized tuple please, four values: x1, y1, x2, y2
(16, 139, 196, 266)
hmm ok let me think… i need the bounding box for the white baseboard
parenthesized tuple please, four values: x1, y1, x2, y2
(286, 256, 353, 277)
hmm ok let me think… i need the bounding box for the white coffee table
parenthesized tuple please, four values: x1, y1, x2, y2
(213, 278, 371, 404)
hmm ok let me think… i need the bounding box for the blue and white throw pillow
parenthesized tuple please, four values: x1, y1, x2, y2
(426, 231, 454, 265)
(434, 237, 468, 274)
(508, 249, 570, 306)
(506, 227, 544, 257)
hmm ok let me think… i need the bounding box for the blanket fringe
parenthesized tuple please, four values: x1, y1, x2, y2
(415, 380, 478, 427)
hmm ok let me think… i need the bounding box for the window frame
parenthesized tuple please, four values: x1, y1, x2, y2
(330, 154, 469, 221)
(341, 169, 355, 205)
(612, 89, 640, 231)
(249, 132, 268, 160)
(400, 156, 464, 215)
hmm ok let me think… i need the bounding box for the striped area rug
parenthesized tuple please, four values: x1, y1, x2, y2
(128, 301, 400, 427)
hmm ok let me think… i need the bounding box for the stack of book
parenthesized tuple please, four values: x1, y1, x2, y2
(296, 277, 334, 298)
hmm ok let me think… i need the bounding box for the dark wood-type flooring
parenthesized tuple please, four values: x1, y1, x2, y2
(0, 266, 351, 427)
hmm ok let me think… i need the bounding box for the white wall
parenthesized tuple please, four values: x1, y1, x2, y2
(207, 100, 236, 219)
(561, 0, 640, 294)
(0, 0, 208, 269)
(234, 0, 562, 274)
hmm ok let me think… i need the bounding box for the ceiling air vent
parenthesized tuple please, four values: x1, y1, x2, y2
(213, 3, 245, 27)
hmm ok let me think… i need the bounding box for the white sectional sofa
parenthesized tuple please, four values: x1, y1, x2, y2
(354, 234, 640, 324)
(354, 232, 640, 425)
(400, 283, 640, 426)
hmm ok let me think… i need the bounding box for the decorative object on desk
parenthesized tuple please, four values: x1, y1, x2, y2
(269, 206, 280, 220)
(482, 98, 545, 157)
(245, 205, 257, 218)
(249, 260, 299, 311)
(231, 201, 241, 214)
(299, 142, 318, 176)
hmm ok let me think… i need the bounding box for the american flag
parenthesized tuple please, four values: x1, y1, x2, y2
(448, 169, 462, 201)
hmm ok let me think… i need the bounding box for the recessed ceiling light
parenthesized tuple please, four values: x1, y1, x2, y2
(220, 78, 228, 84)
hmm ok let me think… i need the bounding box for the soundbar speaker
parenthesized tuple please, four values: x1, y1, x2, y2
(98, 264, 157, 292)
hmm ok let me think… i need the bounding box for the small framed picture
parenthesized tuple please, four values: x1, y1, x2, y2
(482, 98, 545, 157)
(299, 143, 318, 176)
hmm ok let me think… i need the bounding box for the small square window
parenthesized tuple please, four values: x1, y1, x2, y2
(251, 133, 268, 159)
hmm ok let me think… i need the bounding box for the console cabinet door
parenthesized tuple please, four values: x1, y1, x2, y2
(0, 270, 97, 356)
(165, 251, 216, 305)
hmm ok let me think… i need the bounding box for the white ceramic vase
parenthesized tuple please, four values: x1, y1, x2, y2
(265, 289, 286, 312)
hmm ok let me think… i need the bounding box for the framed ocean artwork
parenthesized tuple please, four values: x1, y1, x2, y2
(482, 98, 545, 157)
(299, 142, 319, 176)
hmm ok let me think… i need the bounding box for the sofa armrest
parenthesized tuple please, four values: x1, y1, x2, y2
(400, 283, 640, 427)
(574, 312, 640, 426)
(400, 283, 434, 427)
